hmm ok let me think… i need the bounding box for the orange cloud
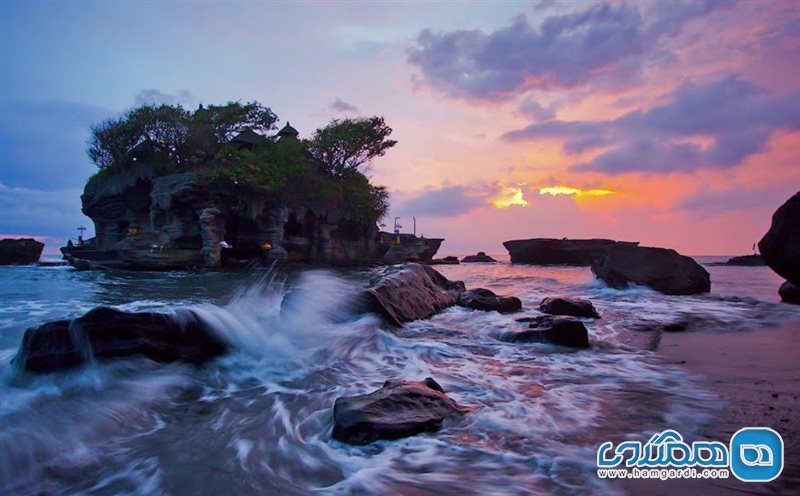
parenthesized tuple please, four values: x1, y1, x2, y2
(538, 185, 617, 200)
(491, 185, 528, 208)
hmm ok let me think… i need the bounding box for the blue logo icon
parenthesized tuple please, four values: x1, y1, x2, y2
(729, 427, 784, 482)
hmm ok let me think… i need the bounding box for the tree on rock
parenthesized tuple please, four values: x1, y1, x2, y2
(309, 116, 397, 177)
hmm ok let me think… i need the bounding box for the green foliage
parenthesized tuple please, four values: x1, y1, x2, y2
(308, 116, 397, 177)
(85, 102, 391, 224)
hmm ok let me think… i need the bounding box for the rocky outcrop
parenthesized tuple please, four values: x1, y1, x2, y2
(759, 192, 800, 286)
(779, 281, 800, 305)
(361, 264, 466, 326)
(457, 288, 521, 313)
(591, 245, 710, 295)
(13, 306, 227, 373)
(503, 238, 638, 265)
(332, 378, 468, 445)
(0, 238, 44, 265)
(376, 233, 443, 263)
(429, 256, 459, 265)
(461, 252, 496, 263)
(539, 296, 600, 318)
(76, 166, 381, 269)
(502, 316, 590, 348)
(724, 254, 765, 266)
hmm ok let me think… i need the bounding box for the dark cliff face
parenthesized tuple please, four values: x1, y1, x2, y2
(79, 166, 378, 268)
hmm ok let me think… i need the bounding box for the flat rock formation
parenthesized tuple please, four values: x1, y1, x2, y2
(539, 296, 600, 318)
(376, 232, 443, 264)
(759, 191, 800, 287)
(779, 281, 800, 305)
(332, 378, 468, 445)
(361, 263, 466, 326)
(457, 288, 522, 313)
(461, 252, 497, 263)
(0, 238, 44, 265)
(429, 256, 459, 265)
(723, 254, 765, 266)
(503, 238, 638, 265)
(591, 244, 710, 295)
(503, 315, 590, 348)
(14, 306, 227, 373)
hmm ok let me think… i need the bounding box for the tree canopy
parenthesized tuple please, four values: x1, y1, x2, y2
(308, 116, 397, 177)
(85, 101, 395, 224)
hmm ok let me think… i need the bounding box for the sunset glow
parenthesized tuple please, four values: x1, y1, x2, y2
(491, 185, 528, 209)
(538, 186, 618, 200)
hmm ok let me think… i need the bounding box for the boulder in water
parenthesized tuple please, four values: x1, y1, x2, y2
(14, 306, 227, 373)
(332, 377, 468, 445)
(428, 256, 460, 265)
(539, 296, 600, 318)
(461, 252, 496, 263)
(591, 245, 710, 295)
(457, 288, 522, 314)
(503, 238, 638, 265)
(501, 315, 590, 348)
(0, 238, 44, 265)
(779, 281, 800, 305)
(759, 191, 800, 286)
(361, 263, 466, 326)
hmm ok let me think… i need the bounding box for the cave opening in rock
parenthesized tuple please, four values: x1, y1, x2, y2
(222, 214, 262, 262)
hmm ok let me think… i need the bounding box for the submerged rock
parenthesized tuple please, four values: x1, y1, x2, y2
(457, 288, 522, 314)
(361, 263, 466, 326)
(461, 252, 497, 263)
(503, 238, 638, 265)
(502, 316, 590, 348)
(0, 238, 44, 265)
(779, 281, 800, 305)
(539, 296, 600, 318)
(14, 306, 227, 373)
(759, 191, 800, 287)
(724, 254, 765, 266)
(591, 245, 710, 295)
(332, 378, 468, 445)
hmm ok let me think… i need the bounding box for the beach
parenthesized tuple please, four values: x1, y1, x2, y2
(622, 321, 800, 495)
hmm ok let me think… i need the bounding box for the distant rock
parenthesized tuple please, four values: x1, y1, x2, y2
(461, 252, 497, 263)
(724, 254, 765, 266)
(457, 288, 522, 314)
(332, 378, 468, 445)
(503, 238, 638, 265)
(759, 191, 800, 287)
(0, 238, 44, 265)
(779, 281, 800, 305)
(501, 315, 589, 348)
(429, 256, 460, 265)
(591, 245, 710, 295)
(539, 296, 600, 318)
(13, 306, 227, 373)
(361, 263, 466, 326)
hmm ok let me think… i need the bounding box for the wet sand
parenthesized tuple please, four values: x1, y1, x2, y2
(620, 321, 800, 495)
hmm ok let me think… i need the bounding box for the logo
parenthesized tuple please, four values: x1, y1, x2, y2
(597, 428, 783, 482)
(729, 428, 784, 482)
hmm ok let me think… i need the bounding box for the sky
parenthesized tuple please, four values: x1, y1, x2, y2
(1, 1, 799, 256)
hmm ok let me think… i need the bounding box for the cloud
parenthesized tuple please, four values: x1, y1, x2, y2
(491, 185, 528, 208)
(505, 76, 800, 174)
(676, 184, 797, 220)
(330, 97, 359, 113)
(134, 89, 199, 107)
(539, 185, 617, 199)
(517, 97, 556, 122)
(0, 100, 111, 190)
(0, 183, 91, 240)
(408, 1, 727, 101)
(392, 184, 487, 217)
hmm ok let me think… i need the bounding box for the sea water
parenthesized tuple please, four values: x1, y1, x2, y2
(1, 257, 798, 495)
